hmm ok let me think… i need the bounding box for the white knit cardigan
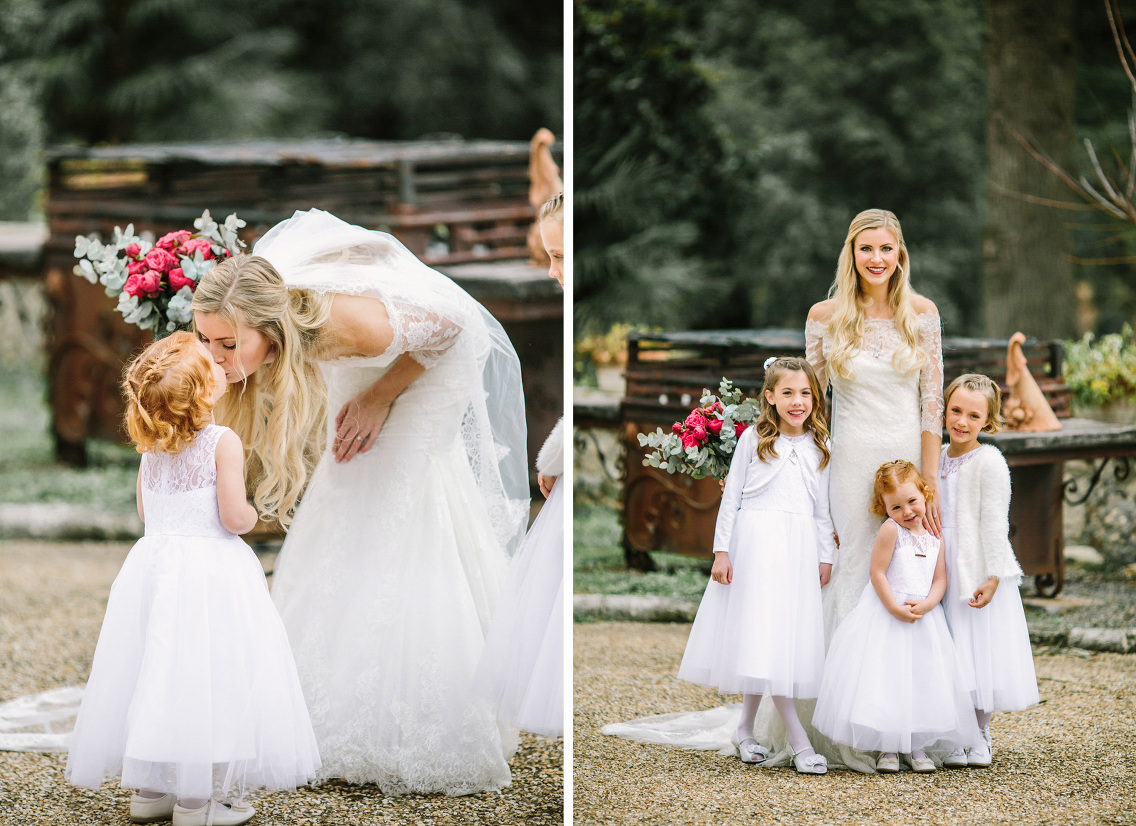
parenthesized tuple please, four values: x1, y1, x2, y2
(951, 444, 1024, 599)
(537, 417, 564, 477)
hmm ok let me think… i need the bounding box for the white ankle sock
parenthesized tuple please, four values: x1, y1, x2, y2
(178, 798, 208, 811)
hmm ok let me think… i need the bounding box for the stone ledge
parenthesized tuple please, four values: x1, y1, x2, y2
(0, 503, 141, 541)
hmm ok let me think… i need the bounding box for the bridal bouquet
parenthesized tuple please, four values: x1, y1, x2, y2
(638, 379, 759, 480)
(73, 210, 246, 336)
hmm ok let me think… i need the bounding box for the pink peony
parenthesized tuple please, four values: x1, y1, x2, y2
(690, 425, 708, 443)
(707, 418, 723, 436)
(156, 230, 192, 251)
(127, 260, 147, 276)
(168, 267, 195, 292)
(123, 274, 145, 298)
(144, 247, 178, 274)
(181, 237, 215, 260)
(680, 431, 700, 450)
(138, 269, 162, 296)
(671, 421, 684, 435)
(124, 243, 141, 259)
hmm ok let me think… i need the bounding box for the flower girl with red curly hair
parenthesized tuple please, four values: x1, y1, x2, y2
(812, 461, 982, 774)
(65, 331, 319, 826)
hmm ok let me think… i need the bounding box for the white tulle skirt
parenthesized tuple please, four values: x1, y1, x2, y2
(812, 584, 983, 755)
(942, 527, 1039, 714)
(65, 534, 321, 801)
(474, 479, 564, 739)
(678, 508, 826, 698)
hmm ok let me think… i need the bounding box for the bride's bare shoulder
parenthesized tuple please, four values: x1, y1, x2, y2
(807, 300, 834, 324)
(320, 294, 393, 358)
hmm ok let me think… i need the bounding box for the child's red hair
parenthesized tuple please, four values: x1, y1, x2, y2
(869, 459, 934, 517)
(123, 331, 218, 454)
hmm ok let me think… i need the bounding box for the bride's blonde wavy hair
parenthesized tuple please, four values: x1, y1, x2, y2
(192, 254, 335, 526)
(825, 209, 927, 381)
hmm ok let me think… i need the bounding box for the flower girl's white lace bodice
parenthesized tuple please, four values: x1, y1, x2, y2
(885, 523, 940, 601)
(139, 424, 231, 538)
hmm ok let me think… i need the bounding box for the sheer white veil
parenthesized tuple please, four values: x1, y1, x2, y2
(253, 209, 530, 555)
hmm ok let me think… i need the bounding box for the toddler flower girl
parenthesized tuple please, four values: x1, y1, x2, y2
(65, 332, 319, 826)
(812, 460, 981, 772)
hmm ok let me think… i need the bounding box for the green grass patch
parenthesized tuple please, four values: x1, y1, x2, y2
(573, 502, 711, 602)
(0, 365, 139, 510)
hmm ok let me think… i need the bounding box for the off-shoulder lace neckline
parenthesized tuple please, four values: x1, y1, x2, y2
(805, 310, 939, 328)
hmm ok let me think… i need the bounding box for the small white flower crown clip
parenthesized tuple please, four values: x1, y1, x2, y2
(763, 356, 779, 370)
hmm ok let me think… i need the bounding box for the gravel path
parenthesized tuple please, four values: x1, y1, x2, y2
(0, 541, 563, 825)
(574, 622, 1136, 826)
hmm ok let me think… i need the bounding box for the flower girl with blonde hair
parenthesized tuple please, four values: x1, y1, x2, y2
(673, 356, 835, 774)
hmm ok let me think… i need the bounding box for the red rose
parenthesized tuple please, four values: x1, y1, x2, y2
(156, 230, 192, 251)
(680, 431, 700, 450)
(138, 269, 162, 296)
(671, 422, 684, 435)
(707, 418, 723, 436)
(127, 260, 147, 276)
(124, 243, 141, 259)
(684, 411, 709, 431)
(734, 422, 749, 436)
(168, 267, 195, 292)
(144, 247, 178, 274)
(124, 274, 146, 298)
(181, 237, 215, 260)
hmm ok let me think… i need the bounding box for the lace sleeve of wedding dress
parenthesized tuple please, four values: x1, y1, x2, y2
(252, 209, 529, 554)
(804, 318, 828, 391)
(384, 301, 462, 369)
(917, 312, 945, 434)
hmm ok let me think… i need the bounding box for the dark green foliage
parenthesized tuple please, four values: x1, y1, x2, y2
(0, 0, 562, 220)
(575, 0, 986, 336)
(574, 0, 1136, 338)
(574, 0, 747, 335)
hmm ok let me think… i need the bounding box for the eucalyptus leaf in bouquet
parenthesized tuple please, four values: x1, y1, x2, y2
(638, 378, 760, 480)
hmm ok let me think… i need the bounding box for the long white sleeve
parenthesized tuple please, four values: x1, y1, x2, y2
(813, 459, 836, 565)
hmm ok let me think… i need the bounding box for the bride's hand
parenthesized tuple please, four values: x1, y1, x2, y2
(922, 480, 942, 537)
(333, 388, 392, 464)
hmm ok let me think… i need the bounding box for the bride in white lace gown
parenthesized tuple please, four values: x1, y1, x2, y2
(191, 210, 530, 795)
(604, 209, 944, 774)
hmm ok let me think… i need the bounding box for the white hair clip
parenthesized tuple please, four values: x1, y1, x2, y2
(763, 356, 779, 370)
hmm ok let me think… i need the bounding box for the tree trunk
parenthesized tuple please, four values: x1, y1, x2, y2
(983, 0, 1077, 339)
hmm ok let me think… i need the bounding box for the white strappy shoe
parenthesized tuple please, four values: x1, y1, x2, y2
(734, 737, 770, 764)
(792, 747, 827, 775)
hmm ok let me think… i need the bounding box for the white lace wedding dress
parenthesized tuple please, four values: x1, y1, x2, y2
(603, 314, 943, 774)
(258, 211, 530, 796)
